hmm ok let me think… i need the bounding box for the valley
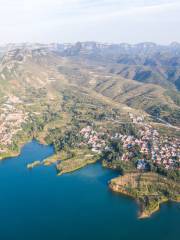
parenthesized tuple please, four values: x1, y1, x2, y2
(0, 42, 179, 218)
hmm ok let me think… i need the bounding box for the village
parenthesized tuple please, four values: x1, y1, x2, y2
(0, 93, 179, 172)
(79, 125, 107, 154)
(78, 113, 180, 171)
(0, 95, 28, 152)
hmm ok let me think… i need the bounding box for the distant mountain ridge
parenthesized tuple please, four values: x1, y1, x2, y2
(53, 41, 180, 90)
(1, 41, 180, 54)
(0, 42, 179, 126)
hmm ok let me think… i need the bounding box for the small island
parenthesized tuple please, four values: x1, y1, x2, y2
(27, 160, 41, 169)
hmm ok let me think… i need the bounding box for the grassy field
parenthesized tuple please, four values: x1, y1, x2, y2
(27, 147, 99, 175)
(56, 148, 99, 175)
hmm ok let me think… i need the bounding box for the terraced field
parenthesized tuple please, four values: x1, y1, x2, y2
(109, 172, 180, 218)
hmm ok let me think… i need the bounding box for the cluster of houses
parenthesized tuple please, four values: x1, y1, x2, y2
(78, 113, 180, 171)
(1, 93, 179, 173)
(119, 113, 180, 170)
(0, 96, 27, 151)
(79, 126, 106, 154)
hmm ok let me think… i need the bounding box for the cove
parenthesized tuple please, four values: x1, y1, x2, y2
(0, 140, 179, 240)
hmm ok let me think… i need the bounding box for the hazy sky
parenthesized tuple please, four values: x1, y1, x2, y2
(1, 0, 180, 44)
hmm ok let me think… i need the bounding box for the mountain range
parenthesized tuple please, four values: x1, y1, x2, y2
(0, 41, 180, 126)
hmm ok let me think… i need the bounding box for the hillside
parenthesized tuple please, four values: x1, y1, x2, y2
(0, 43, 179, 156)
(53, 41, 180, 125)
(0, 43, 180, 127)
(0, 43, 179, 220)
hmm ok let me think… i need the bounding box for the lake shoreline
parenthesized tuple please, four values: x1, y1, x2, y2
(1, 140, 179, 221)
(109, 172, 180, 219)
(0, 136, 51, 161)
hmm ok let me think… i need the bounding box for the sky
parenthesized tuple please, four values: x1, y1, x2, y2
(0, 0, 180, 44)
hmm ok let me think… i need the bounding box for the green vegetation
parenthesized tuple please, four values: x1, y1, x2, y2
(147, 104, 180, 126)
(109, 172, 180, 218)
(56, 148, 99, 175)
(0, 43, 179, 220)
(165, 90, 180, 106)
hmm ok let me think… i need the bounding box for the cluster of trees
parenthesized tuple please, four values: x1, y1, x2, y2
(23, 104, 61, 137)
(103, 139, 123, 163)
(147, 104, 180, 125)
(129, 144, 143, 160)
(149, 163, 180, 182)
(22, 115, 45, 136)
(163, 110, 180, 125)
(45, 128, 83, 153)
(121, 123, 139, 138)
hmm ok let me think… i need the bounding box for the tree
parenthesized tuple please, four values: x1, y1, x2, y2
(103, 139, 123, 162)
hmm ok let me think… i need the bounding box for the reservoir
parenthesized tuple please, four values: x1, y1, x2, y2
(0, 140, 179, 240)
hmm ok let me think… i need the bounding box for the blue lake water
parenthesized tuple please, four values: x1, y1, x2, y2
(0, 140, 179, 240)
